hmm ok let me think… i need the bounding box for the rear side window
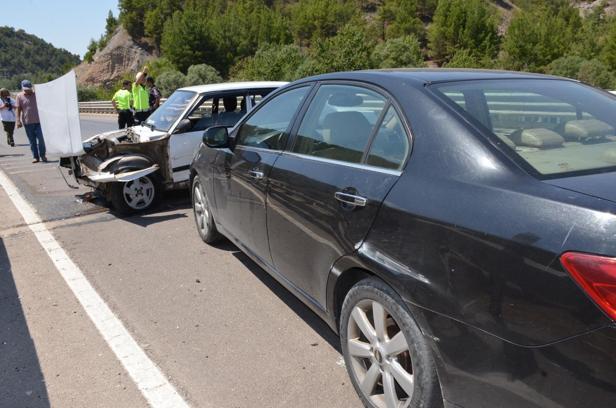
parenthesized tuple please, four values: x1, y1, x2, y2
(434, 80, 616, 176)
(292, 85, 387, 164)
(366, 106, 409, 170)
(236, 86, 309, 150)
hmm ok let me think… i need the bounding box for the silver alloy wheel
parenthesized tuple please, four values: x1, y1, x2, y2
(122, 177, 155, 210)
(347, 300, 414, 408)
(193, 181, 210, 236)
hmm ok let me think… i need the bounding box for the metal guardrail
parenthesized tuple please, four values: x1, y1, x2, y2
(79, 101, 116, 114)
(79, 99, 168, 115)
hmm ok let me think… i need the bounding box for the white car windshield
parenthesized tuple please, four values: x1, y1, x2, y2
(146, 90, 196, 132)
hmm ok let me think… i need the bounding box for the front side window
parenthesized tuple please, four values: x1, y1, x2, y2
(433, 80, 616, 176)
(185, 93, 248, 133)
(236, 86, 309, 150)
(292, 85, 387, 164)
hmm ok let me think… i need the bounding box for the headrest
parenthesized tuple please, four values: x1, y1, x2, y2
(328, 93, 363, 107)
(564, 119, 614, 141)
(511, 128, 564, 148)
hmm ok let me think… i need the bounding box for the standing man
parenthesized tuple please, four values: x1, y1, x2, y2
(132, 66, 150, 124)
(15, 80, 46, 163)
(112, 80, 134, 129)
(146, 76, 161, 114)
(0, 88, 16, 147)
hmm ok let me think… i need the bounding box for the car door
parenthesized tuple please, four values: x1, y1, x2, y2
(169, 92, 248, 183)
(266, 83, 411, 307)
(212, 85, 312, 267)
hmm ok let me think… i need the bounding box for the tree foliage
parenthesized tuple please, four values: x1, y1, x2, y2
(157, 70, 187, 97)
(289, 0, 357, 45)
(0, 26, 80, 90)
(230, 44, 305, 81)
(377, 0, 424, 41)
(101, 0, 616, 89)
(372, 35, 424, 68)
(185, 64, 223, 85)
(297, 22, 376, 77)
(502, 2, 581, 72)
(428, 0, 499, 64)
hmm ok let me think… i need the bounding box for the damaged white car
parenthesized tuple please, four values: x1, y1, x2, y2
(61, 81, 286, 213)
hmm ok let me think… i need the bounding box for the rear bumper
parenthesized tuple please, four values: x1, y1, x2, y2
(418, 307, 616, 408)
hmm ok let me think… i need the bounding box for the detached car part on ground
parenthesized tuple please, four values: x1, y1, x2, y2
(192, 70, 616, 407)
(61, 81, 286, 214)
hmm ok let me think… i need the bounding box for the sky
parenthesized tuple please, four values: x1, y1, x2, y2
(0, 0, 120, 58)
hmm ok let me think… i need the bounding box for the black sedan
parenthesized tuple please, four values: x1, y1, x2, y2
(190, 69, 616, 408)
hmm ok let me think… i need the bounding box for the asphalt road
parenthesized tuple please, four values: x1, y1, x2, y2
(0, 115, 359, 407)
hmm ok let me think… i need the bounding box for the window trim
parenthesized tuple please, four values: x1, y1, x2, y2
(285, 80, 413, 171)
(233, 84, 315, 151)
(281, 151, 403, 176)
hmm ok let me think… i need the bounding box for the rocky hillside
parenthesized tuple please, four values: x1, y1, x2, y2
(74, 27, 155, 87)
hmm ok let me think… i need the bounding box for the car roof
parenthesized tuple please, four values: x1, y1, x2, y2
(178, 81, 288, 94)
(296, 69, 572, 86)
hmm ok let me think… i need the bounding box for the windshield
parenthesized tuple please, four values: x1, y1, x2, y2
(145, 90, 195, 131)
(432, 79, 616, 177)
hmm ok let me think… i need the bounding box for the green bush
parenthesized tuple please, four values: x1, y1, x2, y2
(444, 49, 496, 69)
(502, 3, 581, 72)
(428, 0, 499, 65)
(289, 0, 357, 45)
(577, 59, 616, 89)
(297, 22, 376, 77)
(546, 56, 586, 79)
(160, 8, 219, 73)
(230, 44, 305, 81)
(372, 35, 424, 68)
(377, 0, 424, 41)
(77, 86, 98, 102)
(146, 57, 178, 79)
(157, 70, 187, 97)
(185, 64, 223, 86)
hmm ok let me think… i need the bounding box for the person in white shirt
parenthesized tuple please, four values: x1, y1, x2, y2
(0, 88, 16, 147)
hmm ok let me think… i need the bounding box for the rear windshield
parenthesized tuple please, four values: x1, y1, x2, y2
(431, 79, 616, 177)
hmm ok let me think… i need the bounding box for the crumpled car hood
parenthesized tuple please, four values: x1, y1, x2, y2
(83, 125, 168, 145)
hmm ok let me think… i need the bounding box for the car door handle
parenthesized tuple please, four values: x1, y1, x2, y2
(335, 191, 367, 207)
(248, 170, 264, 180)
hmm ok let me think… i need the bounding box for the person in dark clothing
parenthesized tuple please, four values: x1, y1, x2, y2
(146, 76, 161, 114)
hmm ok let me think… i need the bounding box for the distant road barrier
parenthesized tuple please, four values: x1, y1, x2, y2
(79, 99, 167, 115)
(79, 101, 116, 114)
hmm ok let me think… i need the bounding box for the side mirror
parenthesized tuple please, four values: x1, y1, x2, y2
(174, 118, 192, 134)
(203, 126, 229, 148)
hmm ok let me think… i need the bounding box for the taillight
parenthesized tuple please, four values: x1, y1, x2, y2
(561, 252, 616, 321)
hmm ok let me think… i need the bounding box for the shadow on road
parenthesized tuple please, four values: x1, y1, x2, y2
(230, 248, 342, 353)
(0, 238, 50, 407)
(0, 153, 24, 158)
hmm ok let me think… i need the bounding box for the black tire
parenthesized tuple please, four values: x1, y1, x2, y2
(192, 175, 222, 244)
(340, 277, 443, 408)
(109, 174, 160, 215)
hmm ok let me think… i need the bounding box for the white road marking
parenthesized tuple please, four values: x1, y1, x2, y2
(0, 167, 191, 408)
(8, 167, 57, 175)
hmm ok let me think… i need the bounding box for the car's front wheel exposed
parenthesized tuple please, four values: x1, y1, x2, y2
(192, 175, 222, 244)
(110, 174, 160, 215)
(341, 277, 442, 408)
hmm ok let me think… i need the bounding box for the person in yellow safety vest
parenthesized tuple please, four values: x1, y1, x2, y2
(112, 80, 134, 129)
(132, 66, 150, 124)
